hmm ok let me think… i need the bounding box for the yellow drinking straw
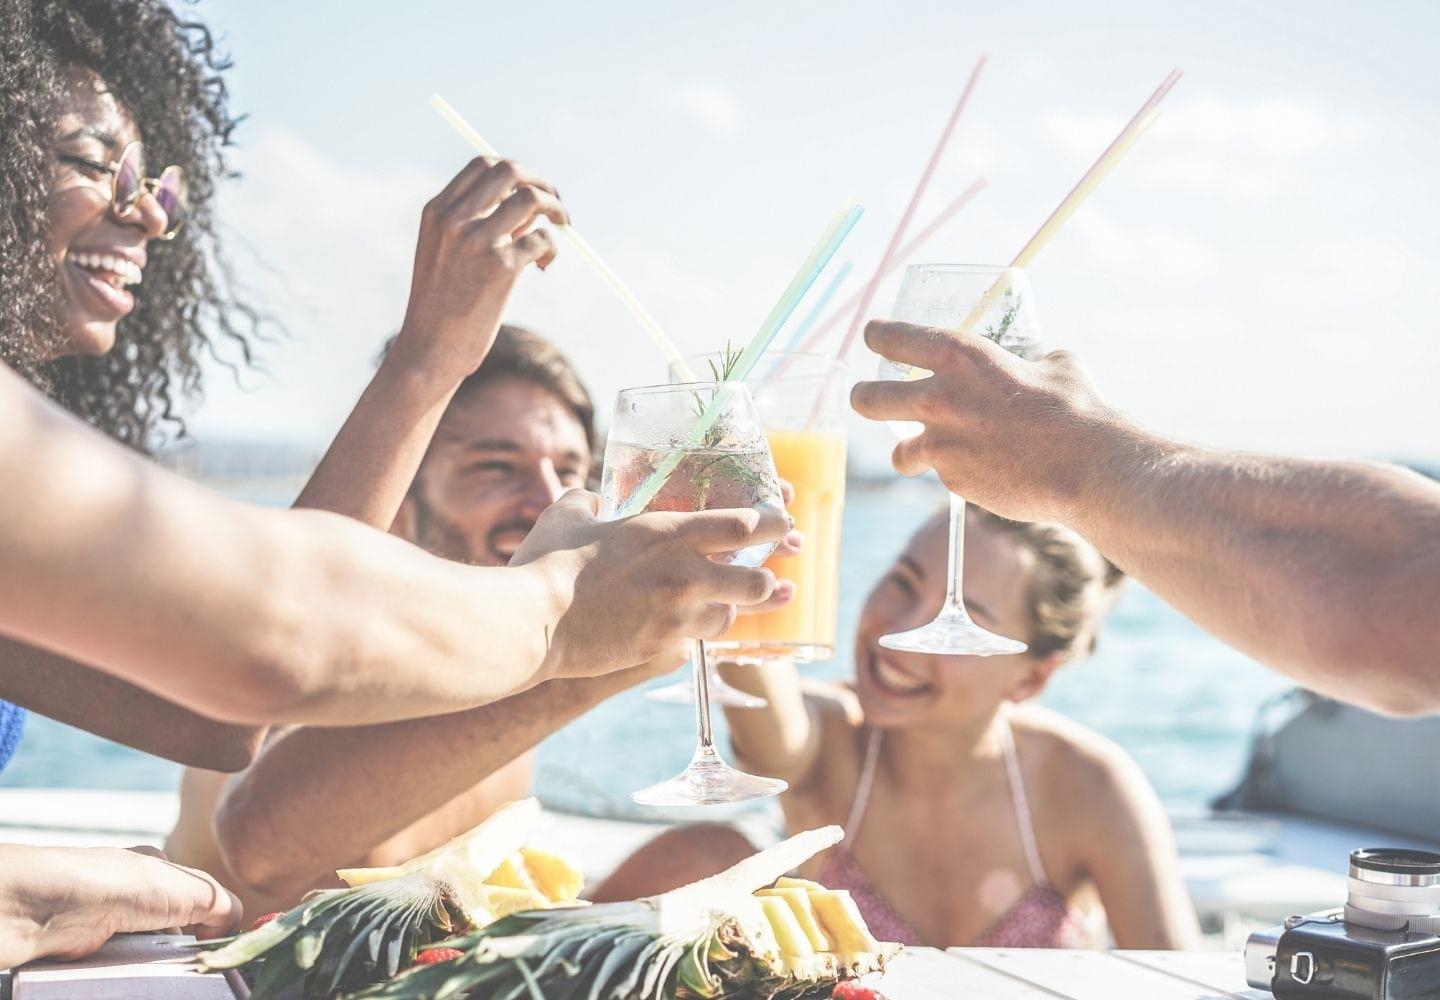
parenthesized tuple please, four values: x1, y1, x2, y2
(429, 94, 697, 381)
(953, 105, 1164, 337)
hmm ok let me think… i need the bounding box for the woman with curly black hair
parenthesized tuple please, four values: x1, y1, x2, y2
(0, 0, 270, 778)
(0, 0, 795, 966)
(0, 0, 256, 447)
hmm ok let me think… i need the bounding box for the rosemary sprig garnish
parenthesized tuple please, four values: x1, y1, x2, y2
(983, 288, 1021, 345)
(682, 340, 768, 504)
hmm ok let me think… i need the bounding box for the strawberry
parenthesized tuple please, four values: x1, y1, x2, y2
(414, 947, 464, 965)
(248, 911, 284, 931)
(833, 982, 887, 1000)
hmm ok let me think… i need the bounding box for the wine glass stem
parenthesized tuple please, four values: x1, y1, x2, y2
(693, 638, 717, 753)
(943, 492, 973, 619)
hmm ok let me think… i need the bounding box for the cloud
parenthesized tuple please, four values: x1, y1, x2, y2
(662, 83, 743, 137)
(1044, 97, 1364, 200)
(190, 128, 433, 441)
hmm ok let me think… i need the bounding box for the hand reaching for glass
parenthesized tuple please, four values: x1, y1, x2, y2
(852, 317, 1118, 527)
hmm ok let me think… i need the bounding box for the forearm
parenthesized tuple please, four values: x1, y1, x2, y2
(718, 659, 819, 783)
(0, 366, 562, 724)
(214, 669, 640, 897)
(0, 639, 262, 771)
(293, 350, 458, 526)
(1075, 426, 1440, 713)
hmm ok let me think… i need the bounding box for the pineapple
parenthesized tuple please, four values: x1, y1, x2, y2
(194, 798, 584, 999)
(347, 825, 901, 1000)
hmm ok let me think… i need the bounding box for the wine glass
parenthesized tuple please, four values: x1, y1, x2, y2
(876, 264, 1041, 656)
(644, 352, 850, 709)
(600, 381, 789, 805)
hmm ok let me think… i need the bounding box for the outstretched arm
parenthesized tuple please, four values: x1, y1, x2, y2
(0, 365, 786, 726)
(853, 321, 1440, 715)
(718, 659, 824, 787)
(212, 662, 668, 900)
(0, 640, 262, 771)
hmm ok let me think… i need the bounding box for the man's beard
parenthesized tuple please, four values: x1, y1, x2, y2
(410, 493, 484, 565)
(409, 492, 534, 567)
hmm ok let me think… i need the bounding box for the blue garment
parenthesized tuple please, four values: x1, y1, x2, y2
(0, 699, 25, 773)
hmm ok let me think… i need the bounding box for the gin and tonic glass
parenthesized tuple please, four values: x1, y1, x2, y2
(876, 264, 1041, 656)
(600, 381, 789, 805)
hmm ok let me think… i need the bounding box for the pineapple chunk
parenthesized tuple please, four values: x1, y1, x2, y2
(448, 881, 550, 925)
(397, 798, 540, 881)
(808, 889, 882, 954)
(519, 846, 585, 902)
(774, 876, 824, 891)
(756, 887, 832, 952)
(335, 865, 405, 888)
(484, 853, 538, 892)
(758, 896, 815, 958)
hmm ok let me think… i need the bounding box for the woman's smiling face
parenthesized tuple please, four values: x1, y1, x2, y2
(855, 509, 1039, 729)
(46, 67, 168, 358)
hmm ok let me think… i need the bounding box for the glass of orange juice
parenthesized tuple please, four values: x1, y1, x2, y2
(674, 351, 849, 662)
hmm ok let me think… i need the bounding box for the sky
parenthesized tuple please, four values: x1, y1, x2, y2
(184, 0, 1440, 473)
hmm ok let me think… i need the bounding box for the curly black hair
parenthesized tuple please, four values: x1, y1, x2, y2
(0, 0, 262, 451)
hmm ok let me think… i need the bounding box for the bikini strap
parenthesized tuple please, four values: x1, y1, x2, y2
(999, 713, 1050, 889)
(843, 728, 883, 841)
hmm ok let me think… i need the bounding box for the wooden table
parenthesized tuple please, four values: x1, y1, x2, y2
(8, 935, 1272, 999)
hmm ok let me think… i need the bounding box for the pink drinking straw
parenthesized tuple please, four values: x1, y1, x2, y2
(792, 179, 987, 355)
(830, 55, 988, 364)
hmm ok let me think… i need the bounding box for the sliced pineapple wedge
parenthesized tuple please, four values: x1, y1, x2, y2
(754, 880, 897, 984)
(334, 864, 405, 888)
(520, 846, 585, 902)
(331, 798, 583, 926)
(774, 875, 824, 891)
(484, 852, 538, 892)
(758, 896, 815, 958)
(446, 880, 552, 925)
(808, 889, 883, 954)
(756, 886, 832, 952)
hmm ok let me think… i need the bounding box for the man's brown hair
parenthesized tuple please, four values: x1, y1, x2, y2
(455, 325, 597, 457)
(382, 325, 597, 457)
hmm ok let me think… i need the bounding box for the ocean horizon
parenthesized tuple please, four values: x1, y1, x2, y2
(1, 475, 1295, 820)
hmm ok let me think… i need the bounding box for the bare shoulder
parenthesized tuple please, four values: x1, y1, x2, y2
(1009, 705, 1158, 827)
(788, 680, 868, 821)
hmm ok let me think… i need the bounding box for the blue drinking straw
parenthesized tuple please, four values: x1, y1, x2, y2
(766, 259, 853, 381)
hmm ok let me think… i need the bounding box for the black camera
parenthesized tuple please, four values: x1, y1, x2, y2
(1245, 849, 1440, 998)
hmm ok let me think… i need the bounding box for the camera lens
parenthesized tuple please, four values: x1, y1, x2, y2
(1346, 848, 1440, 933)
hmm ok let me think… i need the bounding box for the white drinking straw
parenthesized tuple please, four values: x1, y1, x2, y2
(429, 94, 696, 381)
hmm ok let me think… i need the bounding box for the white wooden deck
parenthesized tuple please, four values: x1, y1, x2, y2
(8, 935, 1272, 999)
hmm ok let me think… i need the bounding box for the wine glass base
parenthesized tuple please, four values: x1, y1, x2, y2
(878, 613, 1026, 656)
(646, 679, 767, 709)
(631, 749, 788, 806)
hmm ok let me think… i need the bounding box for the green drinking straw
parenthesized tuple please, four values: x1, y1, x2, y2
(617, 200, 864, 517)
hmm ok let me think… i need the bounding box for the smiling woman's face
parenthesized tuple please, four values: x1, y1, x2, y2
(46, 67, 168, 358)
(855, 509, 1040, 730)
